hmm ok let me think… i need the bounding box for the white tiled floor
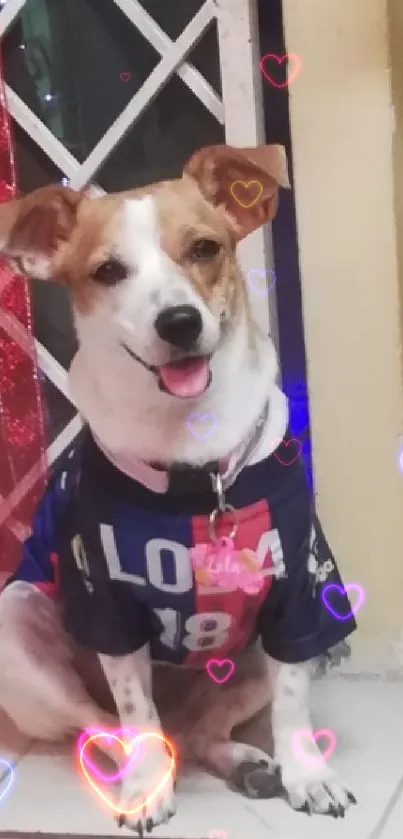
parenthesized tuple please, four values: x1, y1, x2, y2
(0, 678, 402, 839)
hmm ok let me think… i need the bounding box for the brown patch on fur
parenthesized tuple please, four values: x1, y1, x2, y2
(150, 179, 246, 322)
(0, 144, 287, 322)
(53, 194, 127, 315)
(9, 186, 82, 255)
(0, 185, 85, 283)
(58, 177, 247, 323)
(0, 185, 126, 314)
(183, 143, 289, 240)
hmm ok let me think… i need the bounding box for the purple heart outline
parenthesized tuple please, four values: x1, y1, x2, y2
(247, 268, 276, 296)
(321, 583, 365, 620)
(186, 411, 219, 441)
(0, 757, 15, 805)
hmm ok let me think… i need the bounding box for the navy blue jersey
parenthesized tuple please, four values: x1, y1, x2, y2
(6, 431, 356, 666)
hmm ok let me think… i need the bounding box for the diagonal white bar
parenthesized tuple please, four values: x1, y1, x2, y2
(0, 497, 30, 541)
(2, 1, 221, 195)
(5, 89, 108, 195)
(5, 87, 81, 179)
(0, 412, 83, 533)
(47, 412, 83, 465)
(0, 305, 71, 401)
(34, 340, 70, 403)
(112, 0, 223, 123)
(69, 1, 216, 189)
(0, 0, 28, 38)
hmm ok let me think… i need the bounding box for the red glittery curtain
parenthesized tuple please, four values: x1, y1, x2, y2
(0, 54, 47, 577)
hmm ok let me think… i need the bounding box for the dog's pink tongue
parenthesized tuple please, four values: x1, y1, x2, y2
(159, 358, 210, 398)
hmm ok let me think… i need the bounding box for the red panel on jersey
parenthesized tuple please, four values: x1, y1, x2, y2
(185, 499, 274, 667)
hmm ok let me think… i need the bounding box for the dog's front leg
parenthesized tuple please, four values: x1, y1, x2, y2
(100, 646, 176, 835)
(269, 658, 356, 817)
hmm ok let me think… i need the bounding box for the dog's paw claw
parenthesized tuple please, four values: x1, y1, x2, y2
(115, 751, 176, 833)
(284, 775, 355, 817)
(296, 801, 311, 815)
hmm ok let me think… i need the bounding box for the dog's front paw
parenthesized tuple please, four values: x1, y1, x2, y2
(117, 750, 176, 835)
(281, 761, 356, 818)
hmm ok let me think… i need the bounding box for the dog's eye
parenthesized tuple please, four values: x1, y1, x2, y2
(92, 259, 127, 285)
(189, 239, 221, 260)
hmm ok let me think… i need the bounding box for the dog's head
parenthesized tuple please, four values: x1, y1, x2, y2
(0, 144, 288, 400)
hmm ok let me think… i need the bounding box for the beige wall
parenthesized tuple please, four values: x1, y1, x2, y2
(389, 0, 403, 333)
(282, 0, 403, 671)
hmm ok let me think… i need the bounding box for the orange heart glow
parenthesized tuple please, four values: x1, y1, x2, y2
(230, 180, 263, 209)
(78, 730, 176, 816)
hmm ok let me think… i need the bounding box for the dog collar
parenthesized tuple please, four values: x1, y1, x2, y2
(93, 401, 270, 497)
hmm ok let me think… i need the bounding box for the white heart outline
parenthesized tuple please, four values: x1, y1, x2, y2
(186, 411, 219, 441)
(247, 268, 276, 296)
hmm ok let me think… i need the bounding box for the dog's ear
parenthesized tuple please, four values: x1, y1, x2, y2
(183, 144, 290, 240)
(0, 185, 84, 280)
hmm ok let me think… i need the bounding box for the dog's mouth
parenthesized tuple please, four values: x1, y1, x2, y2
(158, 356, 211, 398)
(122, 343, 212, 398)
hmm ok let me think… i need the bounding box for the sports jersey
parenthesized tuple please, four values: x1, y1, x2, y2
(6, 430, 357, 666)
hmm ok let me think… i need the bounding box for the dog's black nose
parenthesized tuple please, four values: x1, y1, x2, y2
(155, 305, 202, 348)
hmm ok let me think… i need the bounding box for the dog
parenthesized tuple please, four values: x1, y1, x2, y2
(0, 143, 357, 835)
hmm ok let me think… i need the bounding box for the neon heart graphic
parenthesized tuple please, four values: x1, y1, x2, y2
(186, 411, 219, 441)
(260, 53, 301, 89)
(230, 180, 263, 209)
(273, 437, 302, 466)
(206, 658, 235, 685)
(293, 728, 336, 767)
(247, 268, 276, 296)
(322, 583, 365, 620)
(120, 71, 132, 82)
(0, 757, 15, 805)
(77, 727, 140, 783)
(78, 729, 176, 815)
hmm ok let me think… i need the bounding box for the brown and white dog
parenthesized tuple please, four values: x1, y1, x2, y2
(0, 144, 356, 834)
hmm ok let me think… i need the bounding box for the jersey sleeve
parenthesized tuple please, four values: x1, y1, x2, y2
(258, 513, 357, 663)
(4, 444, 80, 598)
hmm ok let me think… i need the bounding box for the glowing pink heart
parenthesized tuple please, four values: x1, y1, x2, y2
(78, 729, 176, 816)
(260, 53, 301, 88)
(293, 728, 336, 766)
(206, 658, 235, 685)
(77, 727, 139, 783)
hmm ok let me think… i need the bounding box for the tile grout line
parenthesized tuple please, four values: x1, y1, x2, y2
(0, 834, 212, 838)
(241, 800, 276, 833)
(369, 771, 403, 839)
